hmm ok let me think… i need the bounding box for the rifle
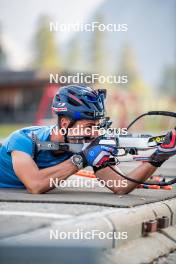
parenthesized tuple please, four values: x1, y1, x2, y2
(35, 111, 176, 186)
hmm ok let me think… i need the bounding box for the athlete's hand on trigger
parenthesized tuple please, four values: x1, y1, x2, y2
(80, 136, 118, 168)
(149, 128, 176, 167)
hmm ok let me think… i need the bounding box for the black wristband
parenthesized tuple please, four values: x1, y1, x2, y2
(93, 166, 103, 173)
(93, 162, 109, 173)
(148, 160, 166, 168)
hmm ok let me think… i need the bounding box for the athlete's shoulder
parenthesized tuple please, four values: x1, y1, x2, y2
(20, 125, 55, 141)
(20, 125, 52, 133)
(2, 125, 54, 155)
(4, 125, 52, 144)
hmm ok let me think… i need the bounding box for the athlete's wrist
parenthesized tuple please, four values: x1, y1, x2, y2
(148, 159, 166, 168)
(93, 165, 104, 173)
(70, 154, 84, 170)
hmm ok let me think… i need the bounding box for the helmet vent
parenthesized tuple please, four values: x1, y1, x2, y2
(68, 97, 81, 106)
(84, 111, 94, 117)
(68, 89, 76, 95)
(56, 94, 60, 101)
(82, 99, 91, 109)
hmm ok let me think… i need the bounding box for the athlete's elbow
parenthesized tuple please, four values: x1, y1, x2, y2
(26, 180, 45, 194)
(113, 187, 131, 195)
(27, 187, 43, 194)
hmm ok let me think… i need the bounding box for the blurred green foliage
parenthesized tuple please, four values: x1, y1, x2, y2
(0, 124, 30, 138)
(32, 15, 61, 70)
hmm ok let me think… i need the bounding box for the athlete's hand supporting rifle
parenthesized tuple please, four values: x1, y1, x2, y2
(93, 129, 176, 195)
(78, 136, 157, 194)
(149, 129, 176, 167)
(79, 137, 118, 169)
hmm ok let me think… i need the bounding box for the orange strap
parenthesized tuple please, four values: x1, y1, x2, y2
(76, 170, 96, 178)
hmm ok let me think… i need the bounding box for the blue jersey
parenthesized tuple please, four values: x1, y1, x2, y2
(0, 126, 72, 188)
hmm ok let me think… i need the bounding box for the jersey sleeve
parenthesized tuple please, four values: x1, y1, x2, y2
(6, 131, 33, 156)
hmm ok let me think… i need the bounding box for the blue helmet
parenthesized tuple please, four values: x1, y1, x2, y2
(52, 85, 106, 120)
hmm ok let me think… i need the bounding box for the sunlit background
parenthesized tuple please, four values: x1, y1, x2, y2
(0, 0, 176, 137)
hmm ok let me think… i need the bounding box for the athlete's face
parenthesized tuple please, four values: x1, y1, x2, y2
(69, 119, 100, 140)
(60, 117, 100, 141)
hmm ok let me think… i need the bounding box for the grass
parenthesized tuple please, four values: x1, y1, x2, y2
(0, 124, 31, 138)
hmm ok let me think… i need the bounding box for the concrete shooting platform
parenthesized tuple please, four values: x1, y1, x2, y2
(0, 158, 176, 264)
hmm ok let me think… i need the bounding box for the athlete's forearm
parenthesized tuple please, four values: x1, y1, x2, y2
(12, 150, 78, 194)
(95, 162, 157, 194)
(26, 159, 77, 194)
(35, 159, 78, 193)
(39, 159, 77, 180)
(121, 162, 157, 193)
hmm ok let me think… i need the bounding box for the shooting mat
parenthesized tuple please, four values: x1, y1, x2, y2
(0, 186, 176, 208)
